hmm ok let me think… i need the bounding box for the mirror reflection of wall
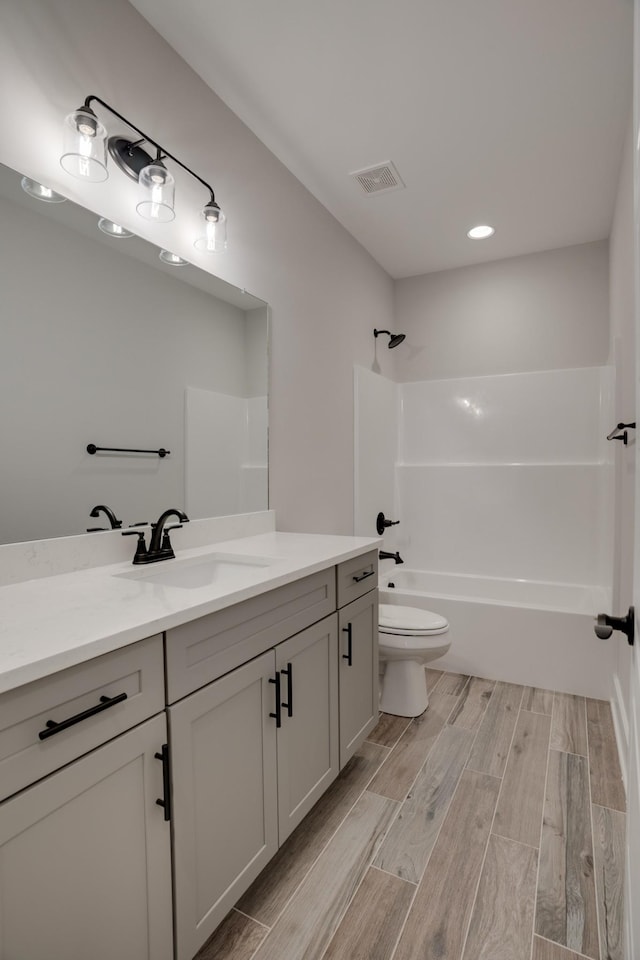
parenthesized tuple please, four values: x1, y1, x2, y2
(0, 164, 268, 545)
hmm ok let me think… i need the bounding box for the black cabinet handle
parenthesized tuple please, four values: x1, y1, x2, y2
(281, 663, 293, 718)
(342, 623, 353, 666)
(353, 570, 375, 583)
(154, 743, 172, 821)
(269, 672, 282, 727)
(38, 692, 128, 741)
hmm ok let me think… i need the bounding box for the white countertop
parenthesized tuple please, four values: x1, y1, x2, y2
(0, 531, 380, 695)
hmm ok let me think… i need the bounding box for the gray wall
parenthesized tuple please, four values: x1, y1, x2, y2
(0, 0, 395, 537)
(394, 240, 609, 381)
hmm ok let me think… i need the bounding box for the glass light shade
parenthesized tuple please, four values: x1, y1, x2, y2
(194, 205, 228, 253)
(98, 218, 134, 239)
(159, 249, 189, 266)
(60, 109, 108, 182)
(20, 177, 67, 203)
(136, 163, 175, 222)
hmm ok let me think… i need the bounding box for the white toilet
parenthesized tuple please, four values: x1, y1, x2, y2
(378, 603, 451, 717)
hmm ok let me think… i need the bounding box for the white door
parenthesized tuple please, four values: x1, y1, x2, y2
(629, 4, 640, 954)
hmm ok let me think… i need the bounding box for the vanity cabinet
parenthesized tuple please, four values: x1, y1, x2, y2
(0, 639, 172, 960)
(0, 544, 379, 960)
(274, 614, 339, 840)
(168, 614, 339, 960)
(336, 551, 379, 768)
(338, 589, 379, 767)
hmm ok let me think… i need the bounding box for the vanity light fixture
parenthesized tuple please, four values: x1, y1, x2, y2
(61, 96, 226, 250)
(159, 249, 189, 266)
(98, 218, 134, 239)
(194, 201, 228, 253)
(467, 224, 495, 239)
(20, 177, 67, 203)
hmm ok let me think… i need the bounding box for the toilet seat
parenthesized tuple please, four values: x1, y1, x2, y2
(379, 603, 448, 636)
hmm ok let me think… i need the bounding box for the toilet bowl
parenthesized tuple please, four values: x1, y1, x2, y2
(378, 603, 451, 717)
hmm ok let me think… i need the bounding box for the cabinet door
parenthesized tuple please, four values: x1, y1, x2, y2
(338, 590, 379, 767)
(275, 614, 339, 843)
(169, 650, 278, 960)
(0, 713, 173, 960)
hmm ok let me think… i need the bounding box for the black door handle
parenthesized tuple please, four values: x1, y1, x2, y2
(342, 623, 353, 665)
(269, 672, 282, 727)
(38, 692, 128, 740)
(281, 663, 293, 718)
(594, 606, 634, 645)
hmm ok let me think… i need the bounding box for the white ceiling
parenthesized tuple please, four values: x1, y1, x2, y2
(130, 0, 633, 279)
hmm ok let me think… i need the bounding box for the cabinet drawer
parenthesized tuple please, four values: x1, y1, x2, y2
(336, 551, 378, 608)
(0, 635, 164, 802)
(165, 567, 336, 703)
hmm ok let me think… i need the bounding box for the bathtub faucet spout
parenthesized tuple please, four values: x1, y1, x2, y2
(379, 550, 404, 564)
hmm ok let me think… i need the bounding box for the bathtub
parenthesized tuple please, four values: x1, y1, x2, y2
(379, 569, 612, 699)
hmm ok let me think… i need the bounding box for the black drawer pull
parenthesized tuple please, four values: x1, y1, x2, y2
(269, 672, 282, 727)
(352, 570, 375, 583)
(38, 692, 128, 741)
(342, 623, 353, 666)
(155, 743, 172, 821)
(281, 663, 293, 718)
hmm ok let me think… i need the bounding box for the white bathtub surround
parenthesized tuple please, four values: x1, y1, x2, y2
(380, 571, 611, 699)
(395, 366, 614, 584)
(399, 366, 607, 465)
(353, 366, 399, 540)
(185, 388, 268, 518)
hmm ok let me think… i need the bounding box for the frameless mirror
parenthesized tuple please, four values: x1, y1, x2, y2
(0, 162, 268, 545)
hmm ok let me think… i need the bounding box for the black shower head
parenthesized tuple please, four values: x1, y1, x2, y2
(374, 329, 406, 349)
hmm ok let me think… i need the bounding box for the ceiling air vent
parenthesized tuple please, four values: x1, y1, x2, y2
(350, 161, 405, 196)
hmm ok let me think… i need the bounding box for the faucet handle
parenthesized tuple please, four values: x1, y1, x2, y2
(122, 529, 149, 564)
(161, 525, 183, 551)
(376, 512, 400, 536)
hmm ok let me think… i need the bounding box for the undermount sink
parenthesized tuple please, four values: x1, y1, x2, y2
(114, 552, 279, 590)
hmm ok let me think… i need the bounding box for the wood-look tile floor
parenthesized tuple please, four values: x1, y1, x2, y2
(195, 671, 626, 960)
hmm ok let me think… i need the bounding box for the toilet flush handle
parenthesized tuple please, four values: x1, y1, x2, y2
(594, 607, 634, 645)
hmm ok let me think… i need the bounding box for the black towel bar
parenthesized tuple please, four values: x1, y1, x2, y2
(87, 444, 170, 457)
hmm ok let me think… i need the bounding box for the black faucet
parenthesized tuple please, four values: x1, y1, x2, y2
(122, 508, 189, 564)
(148, 508, 189, 558)
(379, 550, 404, 565)
(87, 504, 123, 531)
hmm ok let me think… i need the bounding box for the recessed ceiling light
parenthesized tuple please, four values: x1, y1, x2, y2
(467, 224, 495, 240)
(98, 218, 134, 238)
(159, 249, 189, 266)
(20, 177, 66, 203)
